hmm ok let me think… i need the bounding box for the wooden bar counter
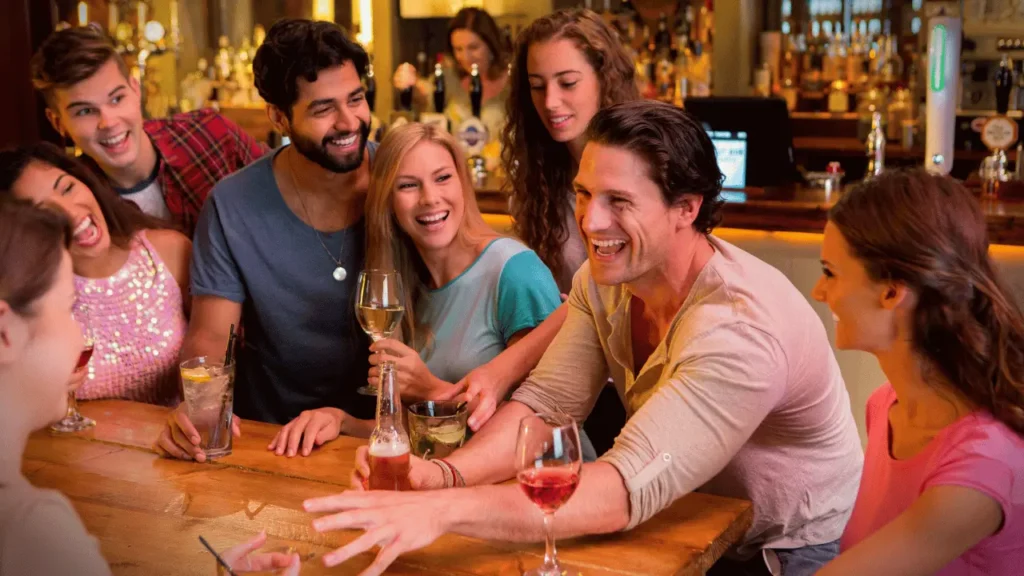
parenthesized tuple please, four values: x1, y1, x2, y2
(23, 401, 753, 576)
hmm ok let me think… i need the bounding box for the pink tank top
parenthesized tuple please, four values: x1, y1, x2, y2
(841, 383, 1024, 574)
(73, 230, 186, 406)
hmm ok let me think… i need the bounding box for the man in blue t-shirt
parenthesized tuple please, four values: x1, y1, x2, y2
(155, 19, 379, 462)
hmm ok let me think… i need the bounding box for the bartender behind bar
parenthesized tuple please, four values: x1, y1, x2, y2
(391, 7, 510, 142)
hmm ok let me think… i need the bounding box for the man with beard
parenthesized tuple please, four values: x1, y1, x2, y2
(155, 19, 378, 461)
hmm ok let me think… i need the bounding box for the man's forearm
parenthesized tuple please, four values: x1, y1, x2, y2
(446, 400, 534, 486)
(444, 461, 631, 542)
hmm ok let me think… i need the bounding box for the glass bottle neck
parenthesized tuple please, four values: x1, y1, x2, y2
(375, 364, 404, 433)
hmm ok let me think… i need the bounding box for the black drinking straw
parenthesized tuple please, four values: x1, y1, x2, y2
(198, 535, 239, 576)
(210, 324, 236, 449)
(223, 324, 237, 366)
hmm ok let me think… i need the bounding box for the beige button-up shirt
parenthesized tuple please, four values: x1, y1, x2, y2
(511, 236, 864, 556)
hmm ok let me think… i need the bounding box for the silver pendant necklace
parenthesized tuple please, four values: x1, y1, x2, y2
(287, 154, 348, 282)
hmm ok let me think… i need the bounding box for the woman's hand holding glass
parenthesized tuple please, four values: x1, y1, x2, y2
(368, 338, 456, 402)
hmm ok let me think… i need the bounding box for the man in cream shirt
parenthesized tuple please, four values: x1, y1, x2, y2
(304, 101, 863, 576)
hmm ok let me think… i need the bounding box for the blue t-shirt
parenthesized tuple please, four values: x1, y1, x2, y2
(416, 238, 560, 384)
(190, 145, 377, 423)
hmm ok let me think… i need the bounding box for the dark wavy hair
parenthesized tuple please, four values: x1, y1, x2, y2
(830, 169, 1024, 435)
(501, 8, 639, 282)
(0, 197, 71, 317)
(0, 143, 168, 248)
(253, 18, 369, 119)
(447, 7, 510, 78)
(586, 101, 724, 233)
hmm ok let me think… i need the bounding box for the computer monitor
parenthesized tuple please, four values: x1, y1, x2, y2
(683, 97, 799, 187)
(708, 130, 748, 189)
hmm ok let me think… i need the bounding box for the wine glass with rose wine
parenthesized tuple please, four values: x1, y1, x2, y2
(515, 412, 583, 576)
(355, 270, 405, 396)
(50, 337, 97, 432)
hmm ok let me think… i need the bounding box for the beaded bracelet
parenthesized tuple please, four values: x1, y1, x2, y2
(431, 459, 454, 488)
(437, 458, 466, 488)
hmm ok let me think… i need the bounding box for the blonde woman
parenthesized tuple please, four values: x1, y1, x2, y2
(363, 123, 560, 406)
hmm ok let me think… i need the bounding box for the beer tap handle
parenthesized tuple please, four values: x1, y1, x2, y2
(470, 63, 483, 118)
(433, 61, 446, 113)
(996, 54, 1014, 116)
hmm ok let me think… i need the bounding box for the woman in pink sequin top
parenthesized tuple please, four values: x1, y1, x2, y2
(0, 144, 190, 406)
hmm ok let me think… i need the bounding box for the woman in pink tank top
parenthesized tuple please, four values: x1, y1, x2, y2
(812, 169, 1024, 575)
(0, 143, 189, 406)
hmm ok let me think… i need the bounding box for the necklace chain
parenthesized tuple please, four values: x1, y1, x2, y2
(286, 152, 347, 272)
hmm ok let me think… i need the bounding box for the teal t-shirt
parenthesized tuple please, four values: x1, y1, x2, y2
(416, 237, 560, 384)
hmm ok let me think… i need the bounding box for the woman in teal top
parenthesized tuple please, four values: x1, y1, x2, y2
(363, 122, 559, 401)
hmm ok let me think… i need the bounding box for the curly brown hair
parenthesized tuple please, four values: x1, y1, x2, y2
(500, 8, 639, 283)
(830, 169, 1024, 435)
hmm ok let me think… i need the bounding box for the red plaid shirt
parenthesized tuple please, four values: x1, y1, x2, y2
(83, 108, 266, 236)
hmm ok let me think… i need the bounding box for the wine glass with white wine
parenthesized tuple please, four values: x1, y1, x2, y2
(355, 270, 405, 396)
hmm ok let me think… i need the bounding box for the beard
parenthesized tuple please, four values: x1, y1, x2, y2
(290, 120, 371, 173)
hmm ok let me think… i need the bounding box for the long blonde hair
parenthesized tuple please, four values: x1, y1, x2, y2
(366, 123, 497, 346)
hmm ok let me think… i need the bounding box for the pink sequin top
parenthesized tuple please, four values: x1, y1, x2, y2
(74, 230, 186, 406)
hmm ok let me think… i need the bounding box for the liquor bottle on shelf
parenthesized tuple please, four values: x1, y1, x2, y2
(673, 18, 692, 107)
(878, 35, 904, 89)
(847, 26, 865, 89)
(636, 25, 656, 99)
(822, 28, 838, 84)
(755, 61, 773, 97)
(782, 33, 801, 85)
(834, 26, 848, 83)
(653, 14, 674, 102)
(689, 40, 712, 97)
(865, 111, 886, 178)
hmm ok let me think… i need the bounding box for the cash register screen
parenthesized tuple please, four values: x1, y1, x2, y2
(710, 130, 748, 189)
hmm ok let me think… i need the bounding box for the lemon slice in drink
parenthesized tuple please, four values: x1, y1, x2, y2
(427, 423, 466, 445)
(181, 367, 212, 383)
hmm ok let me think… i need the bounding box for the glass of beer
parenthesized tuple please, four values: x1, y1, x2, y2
(180, 356, 236, 459)
(408, 400, 468, 459)
(355, 269, 405, 396)
(50, 339, 97, 433)
(516, 412, 583, 576)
